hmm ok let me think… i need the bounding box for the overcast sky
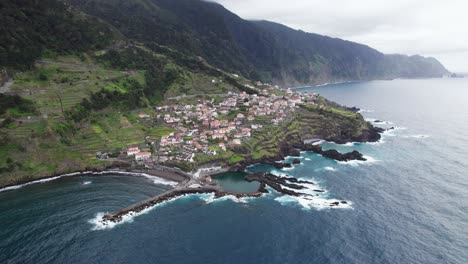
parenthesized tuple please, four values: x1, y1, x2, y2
(211, 0, 468, 72)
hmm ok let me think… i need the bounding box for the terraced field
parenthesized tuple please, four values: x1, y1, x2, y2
(9, 56, 133, 117)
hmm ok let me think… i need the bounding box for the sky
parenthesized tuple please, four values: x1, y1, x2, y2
(210, 0, 468, 72)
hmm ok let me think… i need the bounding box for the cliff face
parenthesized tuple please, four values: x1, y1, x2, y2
(227, 100, 383, 170)
(66, 0, 449, 85)
(2, 0, 449, 84)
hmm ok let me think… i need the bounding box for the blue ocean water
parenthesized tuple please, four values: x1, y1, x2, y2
(1, 79, 468, 263)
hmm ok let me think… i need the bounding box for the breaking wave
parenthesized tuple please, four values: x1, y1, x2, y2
(404, 134, 431, 139)
(365, 118, 393, 125)
(274, 181, 352, 210)
(200, 193, 250, 204)
(0, 170, 177, 193)
(0, 173, 82, 193)
(89, 195, 185, 231)
(338, 155, 380, 167)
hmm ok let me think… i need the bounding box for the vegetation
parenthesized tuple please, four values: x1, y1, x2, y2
(0, 0, 426, 187)
(0, 0, 115, 70)
(0, 94, 37, 117)
(67, 0, 448, 85)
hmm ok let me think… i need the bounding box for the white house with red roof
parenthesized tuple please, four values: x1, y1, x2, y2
(127, 147, 140, 156)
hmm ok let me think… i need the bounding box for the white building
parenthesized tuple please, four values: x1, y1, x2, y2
(127, 147, 140, 156)
(135, 152, 152, 161)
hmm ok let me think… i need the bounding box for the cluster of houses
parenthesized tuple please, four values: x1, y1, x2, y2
(123, 88, 319, 165)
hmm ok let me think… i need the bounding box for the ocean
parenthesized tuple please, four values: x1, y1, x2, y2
(1, 78, 467, 263)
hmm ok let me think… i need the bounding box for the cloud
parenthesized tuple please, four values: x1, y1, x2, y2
(210, 0, 468, 72)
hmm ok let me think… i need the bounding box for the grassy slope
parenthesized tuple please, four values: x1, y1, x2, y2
(0, 48, 246, 187)
(187, 98, 373, 170)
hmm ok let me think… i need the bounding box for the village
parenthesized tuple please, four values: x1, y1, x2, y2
(106, 86, 319, 167)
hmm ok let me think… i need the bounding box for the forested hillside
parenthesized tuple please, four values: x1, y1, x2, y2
(0, 0, 116, 70)
(66, 0, 449, 85)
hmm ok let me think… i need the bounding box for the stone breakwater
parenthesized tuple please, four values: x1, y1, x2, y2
(100, 171, 350, 225)
(101, 185, 263, 224)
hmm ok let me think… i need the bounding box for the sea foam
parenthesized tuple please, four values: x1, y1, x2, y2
(273, 181, 352, 210)
(338, 155, 380, 167)
(89, 194, 193, 231)
(324, 166, 337, 172)
(404, 134, 431, 139)
(0, 170, 178, 193)
(358, 109, 374, 113)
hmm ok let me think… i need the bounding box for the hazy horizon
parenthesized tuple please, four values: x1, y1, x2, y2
(211, 0, 468, 73)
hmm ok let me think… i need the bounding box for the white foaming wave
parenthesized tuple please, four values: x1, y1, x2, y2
(381, 126, 407, 138)
(281, 183, 326, 196)
(281, 167, 294, 171)
(324, 166, 337, 172)
(89, 194, 187, 231)
(0, 175, 71, 193)
(284, 156, 304, 160)
(104, 171, 178, 187)
(375, 120, 393, 125)
(274, 182, 352, 210)
(269, 170, 292, 178)
(365, 118, 393, 125)
(358, 109, 374, 113)
(275, 196, 353, 210)
(404, 134, 431, 139)
(367, 139, 385, 145)
(201, 193, 250, 204)
(315, 82, 330, 87)
(90, 192, 256, 230)
(312, 140, 326, 145)
(0, 170, 178, 193)
(338, 155, 380, 167)
(304, 158, 312, 161)
(82, 181, 92, 185)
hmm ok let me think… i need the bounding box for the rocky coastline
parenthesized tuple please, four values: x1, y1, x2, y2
(1, 114, 387, 225)
(230, 125, 383, 172)
(98, 124, 385, 225)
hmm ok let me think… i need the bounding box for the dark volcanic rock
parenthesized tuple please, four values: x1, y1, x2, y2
(346, 106, 360, 113)
(304, 144, 366, 162)
(326, 126, 384, 144)
(245, 173, 315, 197)
(292, 159, 301, 165)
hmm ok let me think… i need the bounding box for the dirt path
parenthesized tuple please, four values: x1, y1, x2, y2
(0, 80, 13, 94)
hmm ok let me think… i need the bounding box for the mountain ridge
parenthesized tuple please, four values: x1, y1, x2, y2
(67, 0, 451, 85)
(1, 0, 449, 86)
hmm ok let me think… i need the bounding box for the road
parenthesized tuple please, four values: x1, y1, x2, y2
(167, 93, 230, 100)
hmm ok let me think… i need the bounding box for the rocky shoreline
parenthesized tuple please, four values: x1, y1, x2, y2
(100, 126, 386, 225)
(101, 169, 351, 225)
(1, 116, 388, 225)
(230, 125, 384, 172)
